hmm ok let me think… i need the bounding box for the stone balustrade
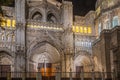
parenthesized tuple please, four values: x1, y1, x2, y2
(1, 18, 64, 31)
(0, 42, 16, 52)
(0, 17, 16, 30)
(111, 25, 120, 32)
(101, 29, 111, 33)
(27, 19, 64, 31)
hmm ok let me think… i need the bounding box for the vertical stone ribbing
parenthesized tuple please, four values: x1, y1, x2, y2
(62, 1, 74, 74)
(15, 0, 26, 72)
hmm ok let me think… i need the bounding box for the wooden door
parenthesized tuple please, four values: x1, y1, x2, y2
(76, 66, 83, 78)
(38, 63, 55, 80)
(0, 65, 11, 77)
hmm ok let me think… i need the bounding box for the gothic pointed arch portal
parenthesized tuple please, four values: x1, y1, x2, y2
(29, 42, 61, 75)
(0, 51, 14, 77)
(74, 51, 92, 72)
(32, 12, 42, 21)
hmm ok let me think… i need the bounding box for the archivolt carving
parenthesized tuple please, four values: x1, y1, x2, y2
(27, 36, 64, 57)
(32, 12, 42, 20)
(47, 13, 57, 23)
(0, 50, 14, 65)
(29, 42, 61, 63)
(28, 2, 61, 22)
(47, 10, 60, 23)
(29, 8, 44, 19)
(0, 48, 15, 57)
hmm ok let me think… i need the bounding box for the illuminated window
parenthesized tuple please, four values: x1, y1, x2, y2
(88, 27, 92, 34)
(7, 19, 11, 27)
(73, 25, 92, 34)
(72, 26, 75, 32)
(12, 20, 15, 27)
(112, 16, 119, 28)
(80, 27, 83, 33)
(98, 23, 102, 35)
(107, 20, 111, 29)
(1, 18, 16, 28)
(104, 19, 110, 29)
(84, 27, 87, 33)
(1, 19, 6, 27)
(76, 26, 79, 33)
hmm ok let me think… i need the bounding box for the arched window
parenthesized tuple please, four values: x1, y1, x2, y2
(104, 19, 111, 29)
(98, 23, 102, 35)
(12, 35, 15, 42)
(47, 13, 57, 23)
(32, 12, 42, 21)
(2, 34, 4, 41)
(112, 16, 119, 28)
(7, 34, 12, 42)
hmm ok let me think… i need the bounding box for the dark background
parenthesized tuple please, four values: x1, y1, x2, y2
(0, 0, 97, 16)
(57, 0, 97, 16)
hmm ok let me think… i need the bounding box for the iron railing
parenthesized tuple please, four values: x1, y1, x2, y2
(0, 72, 119, 80)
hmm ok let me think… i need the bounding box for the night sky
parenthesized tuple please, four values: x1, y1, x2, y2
(58, 0, 97, 16)
(5, 0, 97, 16)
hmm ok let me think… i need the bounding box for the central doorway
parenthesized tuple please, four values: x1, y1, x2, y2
(37, 54, 56, 80)
(38, 63, 55, 80)
(29, 43, 60, 79)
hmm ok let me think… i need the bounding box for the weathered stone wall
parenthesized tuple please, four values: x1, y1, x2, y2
(110, 26, 120, 74)
(93, 30, 111, 72)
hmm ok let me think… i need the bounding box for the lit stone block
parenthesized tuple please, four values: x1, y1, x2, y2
(7, 19, 11, 27)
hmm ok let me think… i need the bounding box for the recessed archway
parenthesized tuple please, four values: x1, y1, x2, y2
(0, 51, 14, 75)
(29, 42, 61, 73)
(74, 51, 92, 72)
(47, 13, 57, 23)
(32, 12, 42, 21)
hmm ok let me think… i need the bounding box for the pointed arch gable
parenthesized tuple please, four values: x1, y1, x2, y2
(0, 48, 14, 57)
(27, 38, 64, 58)
(29, 8, 44, 19)
(46, 10, 60, 23)
(29, 42, 61, 63)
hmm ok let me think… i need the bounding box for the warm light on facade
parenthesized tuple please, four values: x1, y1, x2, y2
(84, 27, 87, 33)
(12, 20, 16, 28)
(80, 27, 83, 33)
(1, 18, 16, 28)
(6, 19, 11, 27)
(88, 27, 92, 34)
(72, 25, 92, 34)
(1, 18, 6, 27)
(0, 18, 63, 31)
(76, 26, 79, 32)
(96, 6, 101, 16)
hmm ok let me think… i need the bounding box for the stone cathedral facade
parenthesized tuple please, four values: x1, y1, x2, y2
(0, 0, 120, 78)
(0, 0, 95, 73)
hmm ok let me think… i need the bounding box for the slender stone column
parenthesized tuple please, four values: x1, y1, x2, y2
(15, 0, 26, 72)
(42, 0, 47, 22)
